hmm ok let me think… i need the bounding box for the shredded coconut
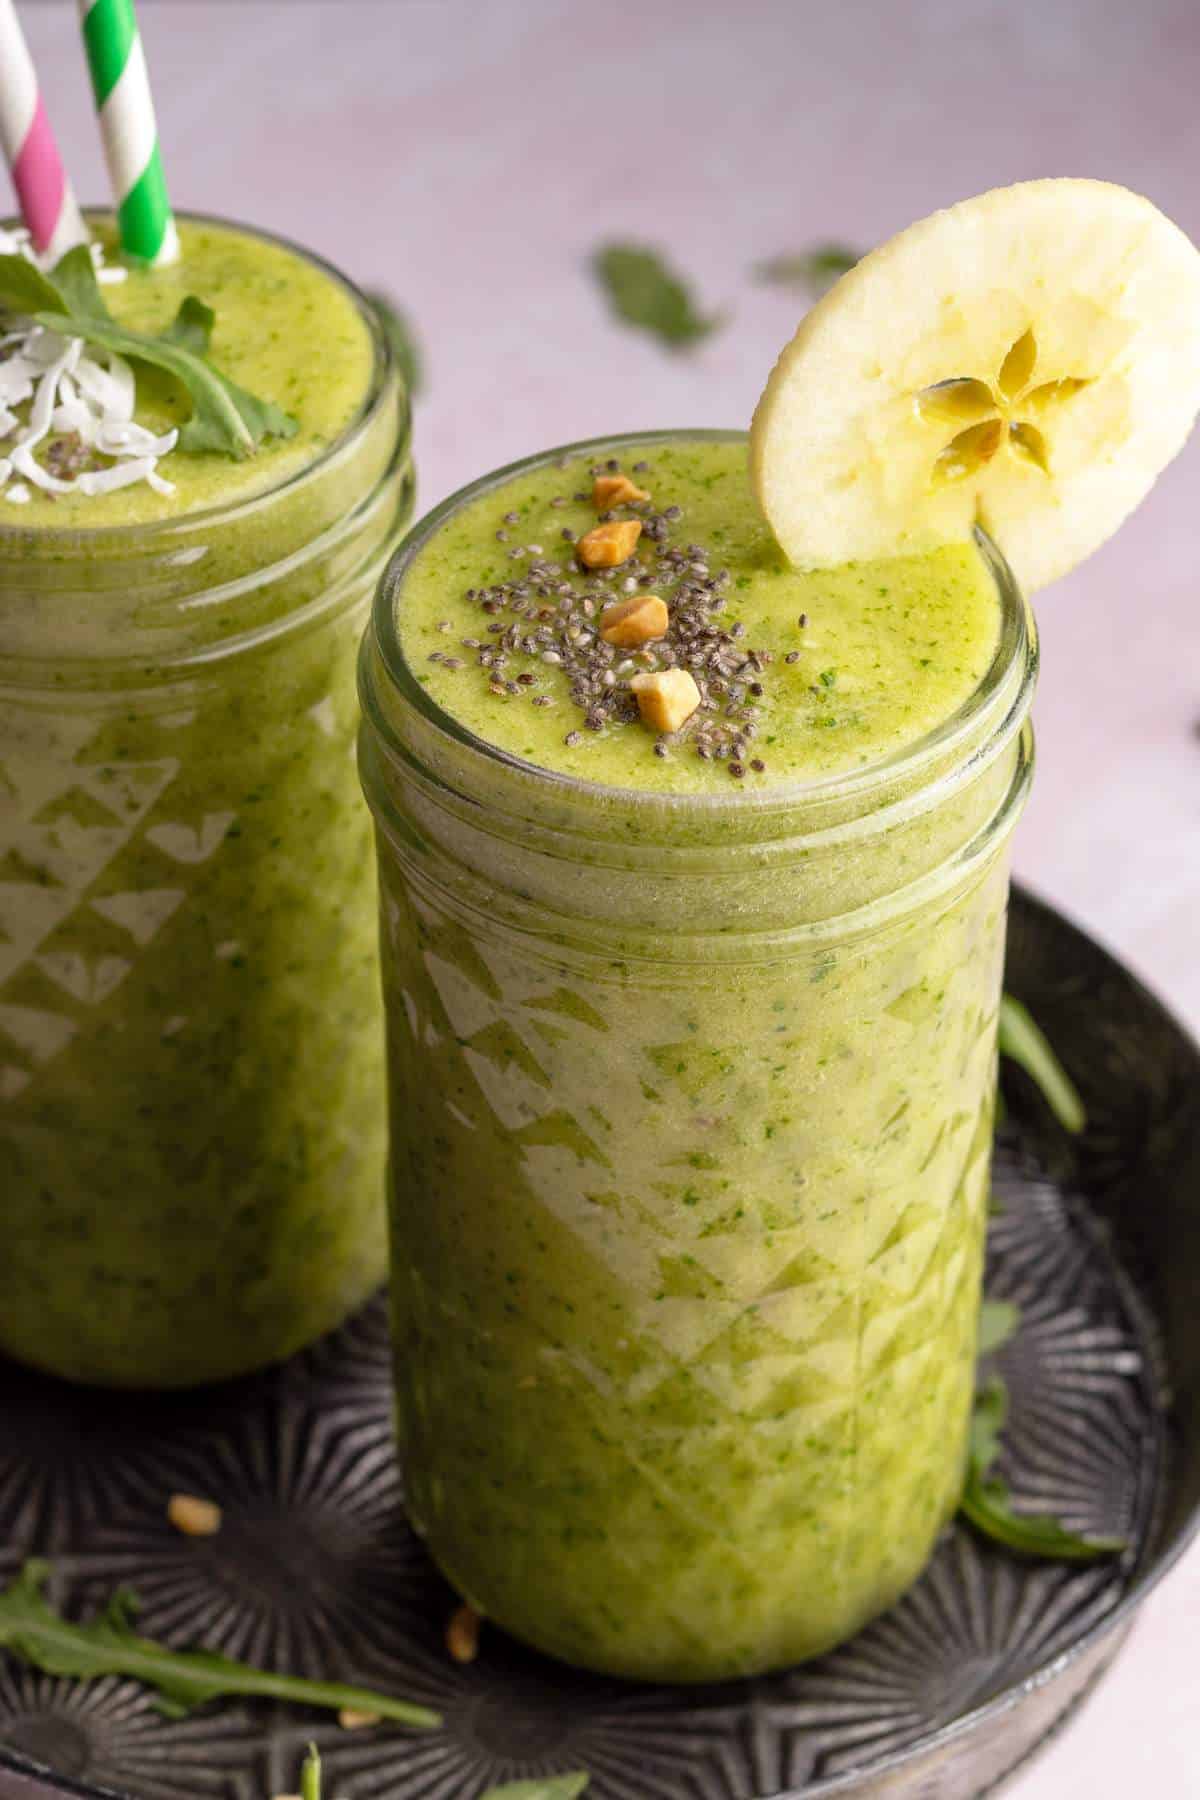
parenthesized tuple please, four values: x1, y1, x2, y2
(0, 226, 175, 505)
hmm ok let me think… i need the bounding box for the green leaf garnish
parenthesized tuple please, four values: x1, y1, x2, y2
(754, 243, 861, 296)
(479, 1778, 591, 1800)
(960, 1379, 1125, 1561)
(977, 1296, 1020, 1356)
(161, 294, 215, 356)
(300, 1743, 321, 1800)
(0, 246, 298, 461)
(0, 1561, 440, 1728)
(368, 290, 424, 397)
(998, 994, 1087, 1134)
(0, 255, 69, 318)
(591, 244, 723, 350)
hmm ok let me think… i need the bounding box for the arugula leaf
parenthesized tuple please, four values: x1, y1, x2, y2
(368, 290, 424, 397)
(0, 249, 297, 460)
(968, 1373, 1010, 1472)
(0, 254, 67, 318)
(591, 244, 722, 350)
(977, 1297, 1020, 1356)
(44, 244, 110, 324)
(960, 1379, 1124, 1561)
(161, 295, 215, 356)
(998, 994, 1086, 1134)
(300, 1743, 321, 1800)
(754, 243, 861, 297)
(0, 1562, 440, 1728)
(478, 1778, 590, 1800)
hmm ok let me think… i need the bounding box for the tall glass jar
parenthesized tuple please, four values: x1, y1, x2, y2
(358, 434, 1036, 1682)
(0, 233, 413, 1387)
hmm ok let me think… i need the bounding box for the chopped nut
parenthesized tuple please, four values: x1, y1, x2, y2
(592, 473, 649, 510)
(446, 1601, 482, 1664)
(577, 520, 642, 569)
(166, 1493, 222, 1538)
(599, 593, 669, 648)
(630, 668, 701, 734)
(338, 1709, 380, 1730)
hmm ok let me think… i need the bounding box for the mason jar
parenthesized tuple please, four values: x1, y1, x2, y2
(358, 433, 1036, 1681)
(0, 234, 413, 1387)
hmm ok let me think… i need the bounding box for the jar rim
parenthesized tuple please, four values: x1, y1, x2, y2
(367, 428, 1035, 821)
(0, 209, 394, 547)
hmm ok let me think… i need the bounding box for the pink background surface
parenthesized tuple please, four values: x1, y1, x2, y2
(18, 1, 1200, 1792)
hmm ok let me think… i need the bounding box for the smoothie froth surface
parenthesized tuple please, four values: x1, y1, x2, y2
(397, 437, 1002, 793)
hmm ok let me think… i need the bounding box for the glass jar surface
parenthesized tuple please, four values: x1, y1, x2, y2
(358, 431, 1037, 1681)
(0, 220, 414, 1387)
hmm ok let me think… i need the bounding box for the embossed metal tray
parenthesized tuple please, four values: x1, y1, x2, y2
(1, 886, 1197, 1800)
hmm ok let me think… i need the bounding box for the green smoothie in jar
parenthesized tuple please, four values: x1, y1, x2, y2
(359, 431, 1034, 1679)
(0, 217, 413, 1386)
(361, 176, 1200, 1682)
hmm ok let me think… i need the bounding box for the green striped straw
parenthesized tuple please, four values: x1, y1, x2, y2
(77, 0, 178, 264)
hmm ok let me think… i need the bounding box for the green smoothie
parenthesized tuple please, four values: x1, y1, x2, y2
(0, 217, 412, 1386)
(360, 432, 1036, 1680)
(402, 438, 1000, 792)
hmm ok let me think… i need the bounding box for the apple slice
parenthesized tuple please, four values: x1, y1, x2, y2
(750, 179, 1200, 592)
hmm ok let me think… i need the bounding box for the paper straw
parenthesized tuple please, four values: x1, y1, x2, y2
(0, 0, 87, 260)
(78, 0, 178, 265)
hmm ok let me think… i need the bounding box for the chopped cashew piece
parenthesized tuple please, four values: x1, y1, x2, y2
(577, 520, 642, 568)
(599, 593, 669, 647)
(630, 668, 701, 734)
(446, 1601, 482, 1664)
(593, 473, 650, 509)
(338, 1709, 381, 1730)
(166, 1493, 222, 1538)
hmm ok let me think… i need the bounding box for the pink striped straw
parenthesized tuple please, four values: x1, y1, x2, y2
(0, 0, 87, 259)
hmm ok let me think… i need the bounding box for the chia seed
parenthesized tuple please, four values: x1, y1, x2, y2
(445, 471, 777, 782)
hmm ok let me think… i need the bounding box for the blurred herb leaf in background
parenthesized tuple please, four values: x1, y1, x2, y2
(755, 243, 861, 297)
(591, 244, 723, 350)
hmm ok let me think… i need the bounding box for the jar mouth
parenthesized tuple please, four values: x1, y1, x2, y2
(367, 428, 1036, 822)
(0, 209, 396, 548)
